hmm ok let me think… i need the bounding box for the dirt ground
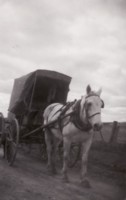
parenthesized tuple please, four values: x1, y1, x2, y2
(0, 142, 126, 200)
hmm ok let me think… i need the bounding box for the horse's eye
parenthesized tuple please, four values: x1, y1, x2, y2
(87, 102, 92, 107)
(101, 100, 104, 108)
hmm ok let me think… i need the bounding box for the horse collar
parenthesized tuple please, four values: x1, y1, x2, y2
(71, 100, 92, 131)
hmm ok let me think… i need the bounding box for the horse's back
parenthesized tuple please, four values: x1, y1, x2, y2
(43, 103, 63, 124)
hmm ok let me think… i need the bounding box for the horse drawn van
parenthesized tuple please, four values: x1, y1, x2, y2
(0, 70, 80, 166)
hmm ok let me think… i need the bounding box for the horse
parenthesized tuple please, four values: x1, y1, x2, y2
(43, 85, 104, 187)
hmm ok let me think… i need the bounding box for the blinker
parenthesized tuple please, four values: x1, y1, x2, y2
(101, 99, 104, 108)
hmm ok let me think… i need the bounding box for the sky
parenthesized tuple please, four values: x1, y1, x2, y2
(0, 0, 126, 122)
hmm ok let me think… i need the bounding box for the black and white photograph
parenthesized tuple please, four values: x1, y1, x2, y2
(0, 0, 126, 199)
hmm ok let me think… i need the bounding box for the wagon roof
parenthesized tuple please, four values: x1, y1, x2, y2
(8, 70, 71, 115)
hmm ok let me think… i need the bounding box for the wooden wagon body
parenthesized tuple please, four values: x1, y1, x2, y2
(1, 70, 80, 166)
(9, 70, 70, 115)
(8, 70, 71, 142)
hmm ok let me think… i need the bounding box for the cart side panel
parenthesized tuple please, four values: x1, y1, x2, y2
(8, 70, 71, 127)
(8, 72, 36, 115)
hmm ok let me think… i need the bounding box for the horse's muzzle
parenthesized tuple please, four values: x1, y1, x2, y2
(93, 123, 102, 131)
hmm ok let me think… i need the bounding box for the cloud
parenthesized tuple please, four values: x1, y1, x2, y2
(103, 106, 126, 122)
(0, 80, 13, 94)
(0, 93, 10, 116)
(0, 0, 126, 122)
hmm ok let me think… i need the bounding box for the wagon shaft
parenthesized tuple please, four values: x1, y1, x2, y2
(22, 111, 74, 139)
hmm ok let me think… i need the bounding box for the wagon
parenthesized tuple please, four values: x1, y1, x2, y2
(0, 70, 80, 166)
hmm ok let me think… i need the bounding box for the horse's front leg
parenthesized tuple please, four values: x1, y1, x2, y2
(3, 143, 5, 158)
(80, 134, 93, 187)
(62, 136, 71, 182)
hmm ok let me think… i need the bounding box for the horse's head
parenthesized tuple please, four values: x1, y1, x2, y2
(81, 85, 104, 131)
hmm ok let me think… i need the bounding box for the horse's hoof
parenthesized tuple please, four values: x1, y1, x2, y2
(62, 175, 69, 183)
(47, 166, 57, 175)
(46, 170, 57, 176)
(52, 168, 57, 175)
(80, 179, 91, 188)
(46, 169, 53, 176)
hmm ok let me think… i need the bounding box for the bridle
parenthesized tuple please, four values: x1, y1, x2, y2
(85, 94, 104, 120)
(87, 111, 101, 119)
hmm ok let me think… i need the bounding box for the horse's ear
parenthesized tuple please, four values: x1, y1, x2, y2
(97, 88, 102, 96)
(86, 85, 91, 94)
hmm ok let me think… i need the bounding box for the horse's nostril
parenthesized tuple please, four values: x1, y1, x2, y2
(94, 124, 98, 128)
(94, 123, 101, 130)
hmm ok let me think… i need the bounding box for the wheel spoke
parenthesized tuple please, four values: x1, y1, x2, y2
(12, 142, 16, 147)
(5, 118, 19, 165)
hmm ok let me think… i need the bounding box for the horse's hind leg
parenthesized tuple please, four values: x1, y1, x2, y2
(62, 137, 71, 182)
(44, 128, 56, 174)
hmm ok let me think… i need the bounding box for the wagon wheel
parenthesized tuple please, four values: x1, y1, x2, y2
(5, 118, 19, 166)
(39, 143, 47, 161)
(0, 112, 6, 158)
(0, 112, 5, 143)
(68, 143, 81, 168)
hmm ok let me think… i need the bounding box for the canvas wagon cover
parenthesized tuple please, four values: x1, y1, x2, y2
(8, 70, 71, 115)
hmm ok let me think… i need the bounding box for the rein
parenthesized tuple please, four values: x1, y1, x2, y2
(46, 94, 102, 132)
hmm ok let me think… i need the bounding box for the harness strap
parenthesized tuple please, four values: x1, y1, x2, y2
(70, 100, 92, 131)
(57, 101, 76, 132)
(47, 95, 102, 132)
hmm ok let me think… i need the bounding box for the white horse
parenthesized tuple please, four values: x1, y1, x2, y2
(43, 85, 104, 187)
